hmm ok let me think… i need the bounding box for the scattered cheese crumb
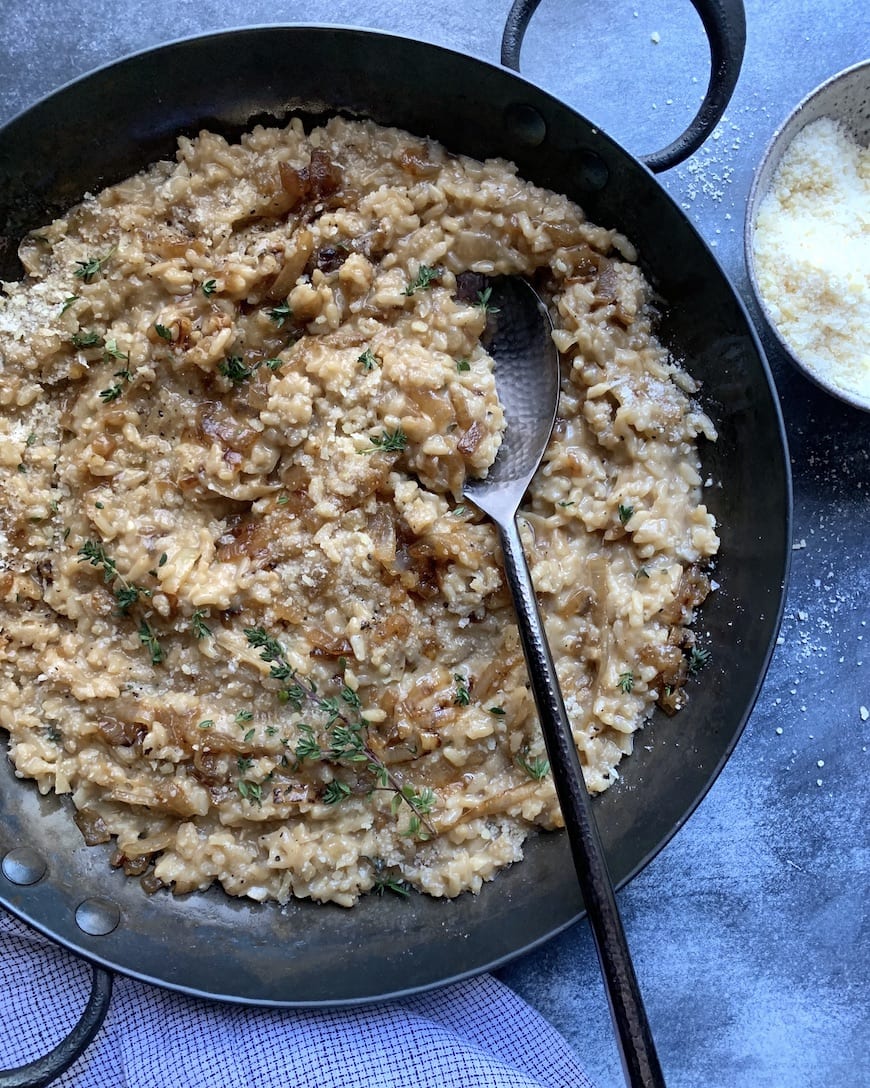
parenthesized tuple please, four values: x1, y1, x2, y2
(861, 706, 869, 721)
(651, 30, 661, 43)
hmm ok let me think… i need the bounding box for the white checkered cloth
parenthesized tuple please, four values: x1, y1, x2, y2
(0, 911, 595, 1087)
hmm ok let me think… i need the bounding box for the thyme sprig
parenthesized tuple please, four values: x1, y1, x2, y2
(474, 286, 500, 313)
(99, 369, 132, 403)
(516, 747, 550, 781)
(243, 625, 436, 836)
(73, 252, 113, 283)
(403, 264, 442, 296)
(618, 504, 635, 526)
(77, 540, 163, 662)
(363, 428, 408, 454)
(218, 355, 282, 384)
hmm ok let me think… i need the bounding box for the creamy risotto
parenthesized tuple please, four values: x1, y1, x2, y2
(0, 117, 718, 906)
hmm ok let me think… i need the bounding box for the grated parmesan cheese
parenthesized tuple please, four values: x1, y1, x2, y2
(753, 117, 869, 400)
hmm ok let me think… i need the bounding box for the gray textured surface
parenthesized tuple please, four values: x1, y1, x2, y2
(1, 1, 868, 1086)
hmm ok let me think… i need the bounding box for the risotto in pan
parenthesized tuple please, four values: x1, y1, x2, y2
(0, 117, 718, 905)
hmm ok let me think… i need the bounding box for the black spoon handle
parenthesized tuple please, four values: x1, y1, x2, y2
(498, 515, 666, 1088)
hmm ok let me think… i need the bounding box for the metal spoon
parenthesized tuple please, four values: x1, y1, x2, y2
(463, 277, 666, 1088)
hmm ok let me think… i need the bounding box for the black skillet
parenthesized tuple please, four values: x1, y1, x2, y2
(0, 2, 791, 1084)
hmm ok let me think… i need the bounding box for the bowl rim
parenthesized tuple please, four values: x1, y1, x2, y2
(743, 57, 870, 414)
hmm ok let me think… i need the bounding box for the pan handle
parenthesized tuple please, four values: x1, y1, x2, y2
(501, 0, 746, 172)
(0, 965, 113, 1088)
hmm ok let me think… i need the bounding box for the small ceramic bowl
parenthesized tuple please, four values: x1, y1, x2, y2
(744, 60, 870, 412)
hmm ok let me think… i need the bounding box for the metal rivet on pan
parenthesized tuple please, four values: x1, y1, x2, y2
(75, 897, 121, 936)
(2, 847, 47, 885)
(504, 103, 547, 148)
(574, 150, 609, 192)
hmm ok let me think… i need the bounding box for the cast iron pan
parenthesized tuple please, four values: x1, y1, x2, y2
(0, 2, 791, 1083)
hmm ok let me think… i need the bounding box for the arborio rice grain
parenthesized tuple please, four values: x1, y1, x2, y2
(0, 117, 719, 906)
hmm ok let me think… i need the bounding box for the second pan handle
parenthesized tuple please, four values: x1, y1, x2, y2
(0, 961, 113, 1088)
(501, 0, 746, 173)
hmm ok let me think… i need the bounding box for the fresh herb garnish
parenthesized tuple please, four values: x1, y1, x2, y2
(191, 608, 212, 639)
(73, 253, 111, 283)
(218, 355, 278, 384)
(237, 779, 262, 806)
(489, 706, 506, 716)
(198, 719, 214, 730)
(363, 428, 408, 454)
(372, 876, 410, 898)
(99, 369, 132, 403)
(688, 646, 711, 674)
(267, 302, 293, 327)
(453, 673, 471, 706)
(618, 504, 635, 525)
(60, 296, 79, 315)
(78, 539, 157, 629)
(456, 358, 471, 373)
(138, 620, 164, 665)
(218, 355, 253, 383)
(103, 339, 128, 362)
(71, 330, 103, 349)
(474, 286, 500, 313)
(295, 724, 322, 762)
(617, 670, 635, 694)
(154, 323, 173, 341)
(77, 540, 119, 584)
(323, 780, 352, 805)
(358, 348, 378, 371)
(516, 747, 550, 781)
(403, 264, 441, 296)
(244, 624, 436, 835)
(202, 279, 217, 296)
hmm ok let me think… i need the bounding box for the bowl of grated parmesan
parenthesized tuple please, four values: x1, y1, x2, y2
(745, 60, 870, 411)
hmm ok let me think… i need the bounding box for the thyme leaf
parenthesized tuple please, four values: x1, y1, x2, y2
(323, 780, 351, 805)
(474, 286, 500, 313)
(191, 608, 212, 639)
(453, 673, 471, 706)
(138, 620, 164, 665)
(363, 428, 408, 454)
(267, 302, 292, 327)
(71, 330, 103, 349)
(516, 747, 550, 781)
(73, 253, 112, 283)
(617, 670, 635, 694)
(403, 264, 442, 296)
